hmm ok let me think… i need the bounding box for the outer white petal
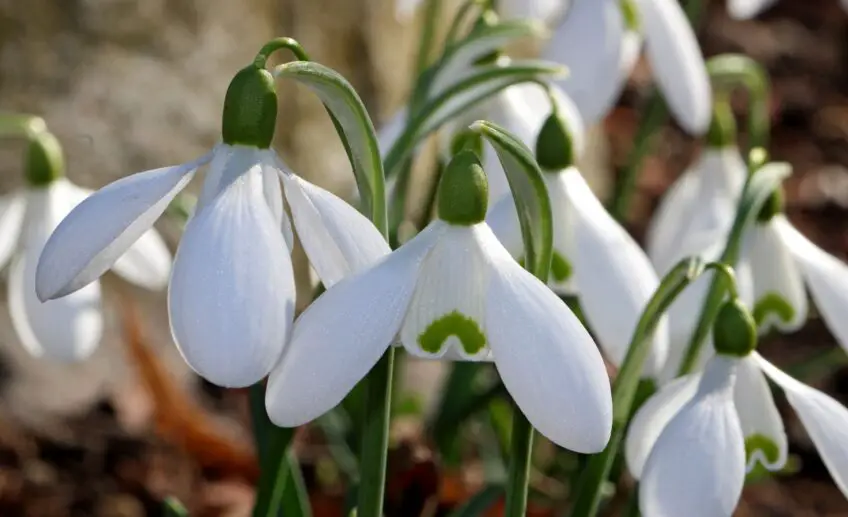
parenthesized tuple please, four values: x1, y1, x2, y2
(35, 153, 210, 301)
(401, 224, 490, 360)
(734, 355, 787, 472)
(640, 356, 746, 517)
(482, 224, 612, 453)
(646, 163, 699, 272)
(777, 218, 848, 352)
(756, 353, 848, 498)
(282, 174, 390, 288)
(168, 168, 294, 388)
(638, 0, 712, 134)
(727, 0, 777, 19)
(744, 217, 807, 333)
(562, 170, 668, 376)
(266, 222, 444, 427)
(498, 0, 568, 24)
(395, 0, 423, 21)
(0, 192, 25, 270)
(11, 182, 103, 361)
(543, 0, 626, 125)
(625, 373, 701, 478)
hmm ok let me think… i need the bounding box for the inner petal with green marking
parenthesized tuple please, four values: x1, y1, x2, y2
(518, 250, 572, 283)
(753, 292, 795, 328)
(418, 310, 487, 356)
(745, 433, 783, 478)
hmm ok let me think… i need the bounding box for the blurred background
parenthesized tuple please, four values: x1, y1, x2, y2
(0, 0, 847, 515)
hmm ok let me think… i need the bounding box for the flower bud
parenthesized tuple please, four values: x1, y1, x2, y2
(535, 113, 574, 171)
(756, 187, 784, 223)
(437, 150, 488, 225)
(712, 298, 757, 358)
(25, 130, 64, 187)
(221, 65, 278, 149)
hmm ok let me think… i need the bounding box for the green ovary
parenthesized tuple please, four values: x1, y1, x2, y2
(418, 311, 486, 356)
(745, 434, 782, 477)
(753, 292, 795, 327)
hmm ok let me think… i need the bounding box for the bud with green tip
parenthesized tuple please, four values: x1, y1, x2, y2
(25, 130, 65, 187)
(221, 65, 278, 149)
(535, 112, 574, 171)
(713, 298, 757, 357)
(437, 150, 489, 225)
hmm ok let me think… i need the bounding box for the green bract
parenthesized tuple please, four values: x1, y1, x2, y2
(26, 130, 64, 187)
(757, 187, 784, 223)
(221, 65, 278, 149)
(713, 298, 757, 357)
(437, 150, 488, 225)
(535, 113, 574, 171)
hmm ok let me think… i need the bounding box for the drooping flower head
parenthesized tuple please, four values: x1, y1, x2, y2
(266, 149, 613, 452)
(36, 48, 388, 387)
(1, 121, 170, 361)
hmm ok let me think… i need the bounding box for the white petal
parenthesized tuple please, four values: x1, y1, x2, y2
(625, 373, 701, 479)
(395, 0, 423, 20)
(777, 218, 848, 353)
(638, 0, 712, 134)
(482, 224, 612, 453)
(11, 183, 103, 361)
(734, 355, 787, 472)
(756, 353, 848, 498)
(282, 174, 390, 288)
(543, 0, 627, 125)
(485, 196, 524, 259)
(168, 168, 295, 388)
(0, 192, 25, 270)
(498, 0, 568, 24)
(401, 224, 490, 360)
(727, 0, 777, 19)
(743, 218, 807, 333)
(35, 154, 209, 301)
(266, 222, 444, 427)
(647, 147, 747, 274)
(640, 356, 746, 517)
(544, 172, 579, 295)
(562, 170, 669, 377)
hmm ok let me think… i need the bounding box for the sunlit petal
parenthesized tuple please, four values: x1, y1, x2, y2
(734, 355, 787, 472)
(727, 0, 778, 19)
(0, 191, 25, 270)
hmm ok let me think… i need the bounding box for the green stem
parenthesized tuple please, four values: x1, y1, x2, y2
(163, 497, 188, 517)
(0, 113, 46, 138)
(504, 408, 534, 517)
(415, 0, 444, 74)
(254, 37, 311, 67)
(356, 350, 396, 517)
(568, 258, 705, 517)
(622, 490, 641, 517)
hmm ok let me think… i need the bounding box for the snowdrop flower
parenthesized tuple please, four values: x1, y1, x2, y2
(36, 62, 388, 388)
(487, 107, 668, 377)
(627, 298, 848, 515)
(743, 196, 848, 356)
(543, 0, 711, 133)
(2, 129, 170, 361)
(266, 150, 613, 452)
(727, 0, 848, 19)
(394, 0, 567, 24)
(647, 105, 750, 380)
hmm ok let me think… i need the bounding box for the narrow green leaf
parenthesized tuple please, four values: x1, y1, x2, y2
(163, 497, 188, 517)
(279, 450, 313, 517)
(569, 257, 708, 517)
(384, 61, 566, 177)
(678, 162, 792, 375)
(448, 485, 504, 517)
(427, 20, 547, 97)
(470, 120, 554, 281)
(273, 61, 387, 235)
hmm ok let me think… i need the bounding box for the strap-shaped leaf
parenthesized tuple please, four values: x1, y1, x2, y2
(470, 120, 553, 281)
(427, 19, 547, 98)
(447, 485, 504, 517)
(569, 257, 708, 517)
(678, 161, 792, 375)
(384, 60, 566, 178)
(274, 61, 387, 235)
